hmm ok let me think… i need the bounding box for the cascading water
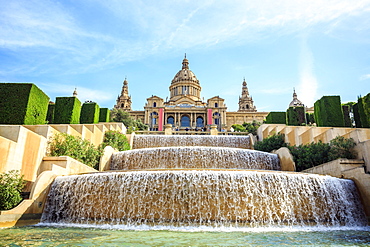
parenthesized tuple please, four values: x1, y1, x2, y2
(41, 170, 366, 228)
(132, 134, 251, 149)
(40, 134, 367, 230)
(111, 147, 280, 171)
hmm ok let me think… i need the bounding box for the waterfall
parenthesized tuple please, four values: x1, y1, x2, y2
(41, 170, 366, 228)
(111, 147, 280, 171)
(132, 135, 251, 149)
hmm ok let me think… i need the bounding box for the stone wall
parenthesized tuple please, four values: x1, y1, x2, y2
(257, 124, 370, 171)
(0, 123, 125, 191)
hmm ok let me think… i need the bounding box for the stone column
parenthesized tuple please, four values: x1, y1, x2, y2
(164, 124, 173, 135)
(210, 124, 218, 135)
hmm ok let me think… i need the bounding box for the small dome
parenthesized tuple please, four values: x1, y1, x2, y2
(289, 89, 304, 107)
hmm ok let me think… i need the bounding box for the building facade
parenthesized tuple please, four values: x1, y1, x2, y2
(115, 56, 269, 130)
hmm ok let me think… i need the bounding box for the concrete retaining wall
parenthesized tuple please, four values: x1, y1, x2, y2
(0, 123, 125, 191)
(303, 159, 370, 221)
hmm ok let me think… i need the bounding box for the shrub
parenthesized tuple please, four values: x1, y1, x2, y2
(231, 124, 247, 132)
(48, 133, 103, 169)
(0, 83, 49, 125)
(289, 136, 357, 172)
(99, 108, 110, 123)
(265, 112, 286, 124)
(99, 130, 130, 151)
(314, 96, 344, 127)
(242, 121, 261, 135)
(306, 113, 315, 125)
(0, 170, 26, 210)
(328, 136, 356, 160)
(254, 133, 287, 152)
(80, 102, 100, 124)
(54, 97, 81, 124)
(287, 106, 306, 126)
(288, 142, 331, 172)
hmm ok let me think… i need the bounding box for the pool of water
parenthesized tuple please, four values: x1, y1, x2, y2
(1, 225, 370, 246)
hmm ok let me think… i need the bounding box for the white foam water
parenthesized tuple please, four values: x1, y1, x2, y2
(111, 147, 280, 171)
(41, 170, 367, 228)
(132, 135, 251, 149)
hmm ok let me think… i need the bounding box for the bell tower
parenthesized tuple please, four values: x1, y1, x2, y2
(114, 78, 132, 111)
(238, 78, 257, 112)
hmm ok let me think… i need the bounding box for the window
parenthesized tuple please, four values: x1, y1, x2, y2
(167, 116, 174, 125)
(153, 102, 157, 107)
(215, 103, 218, 108)
(181, 115, 190, 127)
(196, 117, 204, 127)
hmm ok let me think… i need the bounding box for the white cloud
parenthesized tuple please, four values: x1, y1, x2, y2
(1, 0, 370, 75)
(297, 36, 318, 107)
(360, 74, 370, 80)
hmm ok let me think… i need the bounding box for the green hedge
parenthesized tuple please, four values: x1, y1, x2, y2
(80, 102, 100, 124)
(54, 97, 81, 124)
(306, 113, 315, 125)
(265, 112, 286, 124)
(46, 103, 55, 124)
(356, 94, 370, 128)
(353, 103, 362, 128)
(342, 105, 352, 127)
(99, 108, 110, 123)
(314, 96, 344, 127)
(286, 107, 306, 126)
(0, 83, 49, 125)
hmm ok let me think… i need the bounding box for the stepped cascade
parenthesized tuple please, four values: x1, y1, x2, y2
(41, 134, 367, 229)
(111, 147, 280, 170)
(132, 135, 251, 149)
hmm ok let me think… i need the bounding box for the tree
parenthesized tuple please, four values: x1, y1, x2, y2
(110, 108, 148, 132)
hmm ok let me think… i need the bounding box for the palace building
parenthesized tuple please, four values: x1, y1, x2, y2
(115, 55, 268, 131)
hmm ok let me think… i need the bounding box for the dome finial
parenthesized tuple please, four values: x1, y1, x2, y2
(242, 78, 247, 86)
(73, 88, 78, 97)
(182, 54, 189, 69)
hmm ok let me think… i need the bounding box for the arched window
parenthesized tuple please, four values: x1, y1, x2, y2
(213, 112, 220, 125)
(167, 116, 174, 125)
(181, 115, 190, 127)
(153, 102, 157, 107)
(215, 103, 218, 108)
(150, 112, 158, 126)
(196, 117, 204, 128)
(121, 103, 124, 108)
(246, 104, 249, 109)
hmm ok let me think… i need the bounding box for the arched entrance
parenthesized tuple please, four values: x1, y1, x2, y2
(181, 115, 190, 128)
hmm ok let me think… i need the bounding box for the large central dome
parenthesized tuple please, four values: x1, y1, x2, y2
(168, 55, 202, 103)
(171, 57, 199, 85)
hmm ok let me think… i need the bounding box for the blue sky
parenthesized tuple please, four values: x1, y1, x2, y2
(1, 0, 369, 112)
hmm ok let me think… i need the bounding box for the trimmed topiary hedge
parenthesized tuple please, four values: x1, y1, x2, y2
(286, 106, 306, 126)
(265, 112, 286, 124)
(342, 105, 352, 127)
(355, 93, 370, 128)
(0, 83, 49, 125)
(80, 102, 100, 124)
(353, 103, 362, 128)
(314, 96, 344, 127)
(99, 108, 110, 123)
(306, 113, 315, 125)
(46, 103, 55, 124)
(54, 97, 81, 124)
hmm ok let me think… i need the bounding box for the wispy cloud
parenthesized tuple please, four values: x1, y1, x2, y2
(360, 74, 370, 80)
(1, 0, 370, 76)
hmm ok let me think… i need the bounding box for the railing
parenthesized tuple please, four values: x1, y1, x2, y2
(133, 131, 165, 135)
(172, 131, 211, 135)
(218, 132, 250, 136)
